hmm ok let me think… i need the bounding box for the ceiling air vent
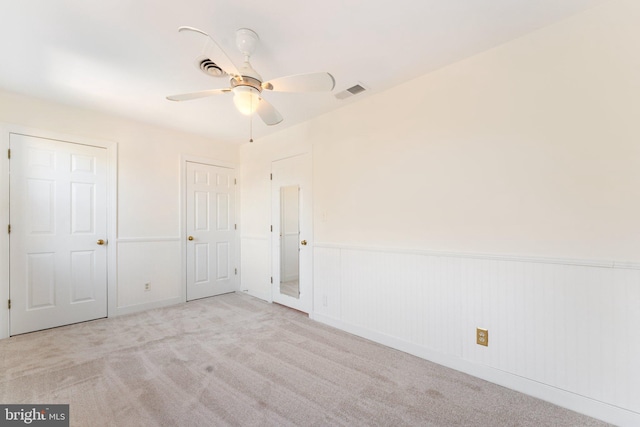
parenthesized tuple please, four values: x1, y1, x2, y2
(199, 58, 226, 77)
(335, 83, 367, 100)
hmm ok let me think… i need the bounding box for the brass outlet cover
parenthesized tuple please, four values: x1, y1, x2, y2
(476, 328, 488, 346)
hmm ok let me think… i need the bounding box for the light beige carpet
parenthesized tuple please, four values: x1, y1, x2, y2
(0, 293, 609, 426)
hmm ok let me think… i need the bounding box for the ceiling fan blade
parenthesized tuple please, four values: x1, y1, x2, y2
(166, 88, 231, 101)
(178, 26, 241, 78)
(256, 97, 283, 126)
(262, 72, 335, 92)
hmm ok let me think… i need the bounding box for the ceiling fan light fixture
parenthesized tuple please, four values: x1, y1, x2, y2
(232, 86, 260, 115)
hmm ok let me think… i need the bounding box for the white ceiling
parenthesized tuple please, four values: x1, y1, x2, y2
(0, 0, 604, 143)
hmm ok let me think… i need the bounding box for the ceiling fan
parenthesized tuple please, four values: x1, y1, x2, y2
(166, 26, 336, 128)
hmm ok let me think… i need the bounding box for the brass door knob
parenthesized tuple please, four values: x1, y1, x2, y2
(301, 240, 307, 246)
(97, 239, 105, 245)
(188, 236, 194, 241)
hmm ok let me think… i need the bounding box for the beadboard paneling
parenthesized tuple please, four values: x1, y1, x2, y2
(313, 244, 640, 425)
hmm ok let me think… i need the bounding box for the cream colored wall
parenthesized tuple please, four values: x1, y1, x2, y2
(0, 90, 238, 322)
(311, 0, 640, 262)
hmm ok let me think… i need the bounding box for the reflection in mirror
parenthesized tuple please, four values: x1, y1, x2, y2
(280, 185, 300, 298)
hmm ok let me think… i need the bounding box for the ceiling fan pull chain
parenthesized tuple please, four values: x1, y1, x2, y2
(249, 107, 254, 143)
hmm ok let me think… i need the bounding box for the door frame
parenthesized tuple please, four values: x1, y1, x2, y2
(180, 155, 239, 302)
(0, 123, 118, 339)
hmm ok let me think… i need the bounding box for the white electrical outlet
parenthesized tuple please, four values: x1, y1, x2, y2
(144, 283, 151, 291)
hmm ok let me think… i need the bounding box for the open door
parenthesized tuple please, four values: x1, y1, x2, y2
(185, 161, 236, 301)
(271, 153, 312, 313)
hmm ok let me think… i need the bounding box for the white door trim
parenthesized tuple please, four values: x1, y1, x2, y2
(0, 123, 117, 339)
(180, 155, 239, 303)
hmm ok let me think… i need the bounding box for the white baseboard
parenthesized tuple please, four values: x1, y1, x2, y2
(241, 289, 272, 303)
(313, 313, 640, 427)
(114, 296, 183, 317)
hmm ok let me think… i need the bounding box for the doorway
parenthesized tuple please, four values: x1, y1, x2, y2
(9, 133, 109, 335)
(271, 153, 312, 313)
(185, 161, 237, 301)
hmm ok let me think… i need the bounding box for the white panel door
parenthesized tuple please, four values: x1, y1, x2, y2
(9, 134, 108, 335)
(186, 162, 236, 301)
(271, 153, 312, 313)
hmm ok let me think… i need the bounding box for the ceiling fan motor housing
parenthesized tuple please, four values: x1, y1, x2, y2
(230, 75, 262, 92)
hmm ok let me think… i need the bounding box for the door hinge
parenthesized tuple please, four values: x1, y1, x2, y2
(234, 268, 238, 275)
(7, 300, 10, 310)
(270, 225, 273, 232)
(270, 277, 273, 284)
(270, 173, 272, 180)
(234, 224, 237, 230)
(7, 149, 10, 159)
(7, 224, 10, 234)
(234, 178, 237, 185)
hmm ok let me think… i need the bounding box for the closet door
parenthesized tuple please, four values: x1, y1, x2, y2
(185, 161, 236, 300)
(10, 133, 108, 335)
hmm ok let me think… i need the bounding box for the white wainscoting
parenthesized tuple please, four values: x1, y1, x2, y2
(240, 236, 272, 302)
(313, 244, 640, 426)
(115, 238, 182, 315)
